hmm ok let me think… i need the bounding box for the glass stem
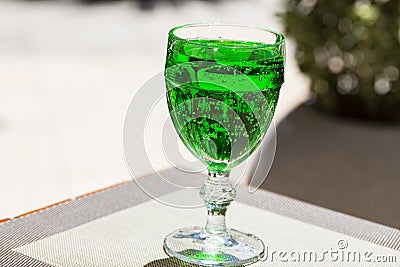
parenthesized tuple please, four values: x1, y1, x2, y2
(200, 171, 236, 236)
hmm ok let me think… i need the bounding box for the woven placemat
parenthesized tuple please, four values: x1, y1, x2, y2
(1, 169, 399, 266)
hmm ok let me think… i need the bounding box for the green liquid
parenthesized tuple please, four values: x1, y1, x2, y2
(165, 39, 284, 172)
(181, 249, 240, 265)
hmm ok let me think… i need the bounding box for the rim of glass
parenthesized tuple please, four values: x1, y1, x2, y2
(168, 22, 285, 48)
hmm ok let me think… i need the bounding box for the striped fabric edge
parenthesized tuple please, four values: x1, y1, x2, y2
(0, 251, 52, 267)
(0, 180, 132, 223)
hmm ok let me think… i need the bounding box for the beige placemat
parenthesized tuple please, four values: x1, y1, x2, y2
(13, 190, 399, 267)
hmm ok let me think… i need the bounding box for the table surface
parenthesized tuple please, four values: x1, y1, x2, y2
(1, 169, 399, 266)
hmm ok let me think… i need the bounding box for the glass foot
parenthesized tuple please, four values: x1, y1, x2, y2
(163, 226, 265, 266)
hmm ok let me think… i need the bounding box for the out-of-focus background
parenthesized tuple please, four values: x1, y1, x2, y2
(0, 0, 399, 228)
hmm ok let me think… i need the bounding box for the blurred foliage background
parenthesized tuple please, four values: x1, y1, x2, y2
(282, 0, 400, 121)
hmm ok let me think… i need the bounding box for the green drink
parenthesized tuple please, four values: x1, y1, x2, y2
(165, 39, 284, 172)
(163, 24, 285, 266)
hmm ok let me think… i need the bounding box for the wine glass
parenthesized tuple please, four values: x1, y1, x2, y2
(164, 23, 285, 266)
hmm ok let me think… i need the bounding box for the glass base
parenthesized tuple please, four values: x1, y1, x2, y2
(163, 226, 265, 266)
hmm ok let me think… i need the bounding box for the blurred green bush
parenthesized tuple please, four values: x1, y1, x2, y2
(282, 0, 400, 121)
